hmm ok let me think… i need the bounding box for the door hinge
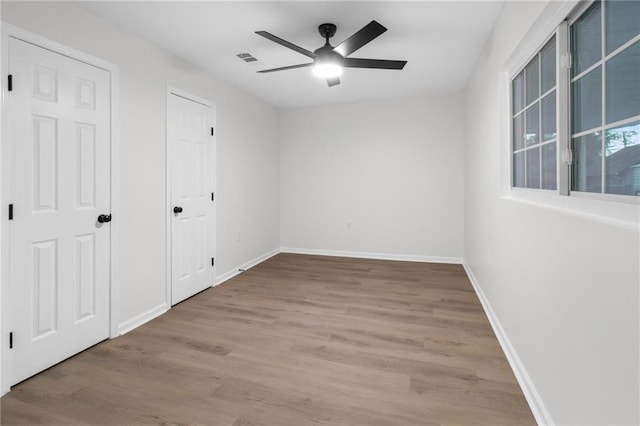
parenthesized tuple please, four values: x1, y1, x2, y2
(561, 148, 573, 166)
(211, 192, 215, 202)
(211, 127, 214, 136)
(7, 74, 12, 92)
(561, 52, 572, 69)
(8, 204, 13, 220)
(211, 257, 215, 267)
(9, 332, 13, 349)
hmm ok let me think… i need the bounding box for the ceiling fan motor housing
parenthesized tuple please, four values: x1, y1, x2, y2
(318, 23, 337, 40)
(313, 45, 344, 64)
(312, 45, 344, 78)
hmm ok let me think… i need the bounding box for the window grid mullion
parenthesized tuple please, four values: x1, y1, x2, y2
(523, 67, 528, 187)
(600, 0, 606, 194)
(524, 110, 528, 187)
(538, 50, 543, 188)
(571, 58, 603, 82)
(520, 85, 556, 113)
(605, 33, 640, 60)
(558, 21, 570, 196)
(571, 33, 640, 83)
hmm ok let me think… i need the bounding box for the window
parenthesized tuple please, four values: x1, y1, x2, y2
(511, 0, 640, 199)
(571, 0, 640, 196)
(512, 36, 557, 190)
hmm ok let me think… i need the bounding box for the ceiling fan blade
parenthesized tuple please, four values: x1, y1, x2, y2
(255, 31, 316, 59)
(333, 20, 387, 57)
(327, 77, 340, 87)
(343, 58, 407, 70)
(257, 63, 313, 73)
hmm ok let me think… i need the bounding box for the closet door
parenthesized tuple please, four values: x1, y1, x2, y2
(168, 93, 215, 305)
(8, 37, 111, 386)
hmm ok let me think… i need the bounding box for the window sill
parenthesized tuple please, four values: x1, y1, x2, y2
(503, 189, 640, 231)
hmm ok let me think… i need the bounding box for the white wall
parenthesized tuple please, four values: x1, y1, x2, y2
(4, 2, 638, 424)
(1, 1, 280, 331)
(280, 96, 464, 261)
(464, 1, 640, 424)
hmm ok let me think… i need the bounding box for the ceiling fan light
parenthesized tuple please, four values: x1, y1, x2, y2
(312, 62, 343, 78)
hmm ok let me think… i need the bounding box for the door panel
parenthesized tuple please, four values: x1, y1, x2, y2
(33, 116, 59, 211)
(8, 38, 111, 386)
(32, 240, 58, 339)
(168, 94, 214, 305)
(76, 123, 97, 208)
(75, 233, 96, 322)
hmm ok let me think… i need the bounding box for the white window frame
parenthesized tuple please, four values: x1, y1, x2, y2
(504, 0, 640, 208)
(509, 30, 564, 193)
(498, 0, 640, 232)
(566, 0, 640, 203)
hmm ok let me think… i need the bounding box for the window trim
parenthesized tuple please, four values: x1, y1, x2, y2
(567, 0, 640, 202)
(506, 0, 640, 205)
(508, 28, 562, 194)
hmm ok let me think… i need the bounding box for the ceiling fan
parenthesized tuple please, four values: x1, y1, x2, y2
(255, 20, 407, 87)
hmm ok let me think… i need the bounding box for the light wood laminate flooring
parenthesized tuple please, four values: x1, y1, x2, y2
(1, 254, 535, 425)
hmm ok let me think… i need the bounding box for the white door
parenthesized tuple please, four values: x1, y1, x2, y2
(7, 38, 111, 385)
(168, 93, 215, 305)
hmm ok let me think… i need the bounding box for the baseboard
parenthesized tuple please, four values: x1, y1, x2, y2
(108, 250, 551, 425)
(118, 302, 168, 336)
(216, 247, 280, 285)
(280, 247, 463, 264)
(116, 249, 280, 337)
(462, 262, 553, 426)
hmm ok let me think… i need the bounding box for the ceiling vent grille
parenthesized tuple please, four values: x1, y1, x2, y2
(237, 53, 258, 63)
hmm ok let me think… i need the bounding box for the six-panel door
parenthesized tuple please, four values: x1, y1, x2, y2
(168, 94, 214, 305)
(8, 38, 111, 386)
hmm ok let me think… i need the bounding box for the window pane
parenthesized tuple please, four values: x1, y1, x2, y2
(605, 121, 640, 195)
(542, 143, 557, 190)
(526, 147, 541, 189)
(525, 102, 540, 146)
(571, 1, 602, 77)
(513, 113, 525, 151)
(525, 56, 540, 105)
(514, 152, 525, 188)
(606, 0, 640, 55)
(572, 132, 602, 193)
(572, 67, 602, 133)
(606, 41, 640, 124)
(513, 72, 525, 113)
(541, 91, 557, 141)
(541, 36, 556, 93)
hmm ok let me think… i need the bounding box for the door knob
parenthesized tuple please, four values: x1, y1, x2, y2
(97, 214, 112, 223)
(173, 206, 183, 214)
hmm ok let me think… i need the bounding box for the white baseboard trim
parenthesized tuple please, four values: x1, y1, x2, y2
(118, 302, 168, 336)
(216, 248, 280, 285)
(116, 249, 280, 338)
(280, 247, 463, 264)
(462, 261, 553, 426)
(111, 251, 550, 425)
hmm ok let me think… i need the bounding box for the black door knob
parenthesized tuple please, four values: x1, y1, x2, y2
(173, 206, 183, 214)
(98, 214, 112, 223)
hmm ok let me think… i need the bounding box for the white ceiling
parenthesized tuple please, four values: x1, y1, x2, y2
(82, 1, 504, 109)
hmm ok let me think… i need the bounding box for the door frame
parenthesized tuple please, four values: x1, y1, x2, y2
(165, 86, 216, 306)
(0, 23, 120, 395)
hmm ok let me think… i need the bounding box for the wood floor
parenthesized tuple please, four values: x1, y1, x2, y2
(1, 254, 535, 425)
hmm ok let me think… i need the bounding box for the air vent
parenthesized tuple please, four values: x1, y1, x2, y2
(236, 53, 258, 63)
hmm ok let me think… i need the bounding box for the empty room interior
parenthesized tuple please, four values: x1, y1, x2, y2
(0, 0, 638, 425)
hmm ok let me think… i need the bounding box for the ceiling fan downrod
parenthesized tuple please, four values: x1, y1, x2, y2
(318, 23, 337, 46)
